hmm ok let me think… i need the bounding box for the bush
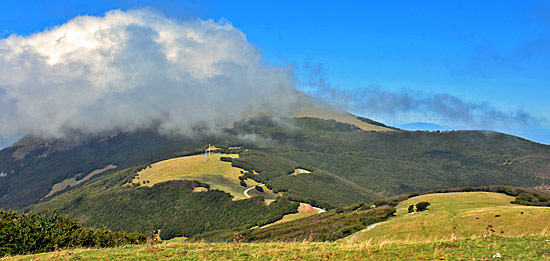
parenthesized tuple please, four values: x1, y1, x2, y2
(408, 204, 415, 213)
(415, 202, 430, 212)
(220, 157, 233, 162)
(0, 209, 146, 257)
(373, 200, 389, 207)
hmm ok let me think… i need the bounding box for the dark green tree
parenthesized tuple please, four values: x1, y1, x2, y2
(415, 201, 430, 212)
(255, 185, 264, 192)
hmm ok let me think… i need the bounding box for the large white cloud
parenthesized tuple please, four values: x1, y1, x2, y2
(0, 8, 297, 138)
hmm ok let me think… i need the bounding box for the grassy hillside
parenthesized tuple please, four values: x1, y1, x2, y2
(30, 168, 299, 240)
(5, 236, 550, 260)
(345, 192, 550, 244)
(132, 153, 276, 199)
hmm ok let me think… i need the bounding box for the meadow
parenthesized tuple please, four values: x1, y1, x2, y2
(345, 192, 550, 244)
(133, 153, 276, 199)
(4, 236, 549, 260)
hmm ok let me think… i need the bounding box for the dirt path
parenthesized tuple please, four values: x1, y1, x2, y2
(243, 184, 265, 198)
(244, 183, 326, 214)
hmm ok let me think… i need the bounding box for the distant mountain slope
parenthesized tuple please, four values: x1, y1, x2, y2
(290, 93, 397, 131)
(231, 117, 550, 196)
(1, 115, 550, 212)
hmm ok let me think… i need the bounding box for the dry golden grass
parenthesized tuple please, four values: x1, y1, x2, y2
(6, 235, 550, 260)
(292, 103, 394, 132)
(344, 192, 550, 244)
(132, 153, 276, 199)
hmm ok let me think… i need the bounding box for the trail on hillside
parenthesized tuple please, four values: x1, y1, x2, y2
(244, 184, 326, 214)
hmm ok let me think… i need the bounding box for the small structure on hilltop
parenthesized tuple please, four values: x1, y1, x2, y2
(205, 144, 212, 162)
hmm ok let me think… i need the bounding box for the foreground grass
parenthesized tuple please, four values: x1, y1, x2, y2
(5, 236, 550, 260)
(345, 192, 550, 244)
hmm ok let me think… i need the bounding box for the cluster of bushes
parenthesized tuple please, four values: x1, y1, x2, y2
(0, 209, 145, 257)
(408, 202, 431, 213)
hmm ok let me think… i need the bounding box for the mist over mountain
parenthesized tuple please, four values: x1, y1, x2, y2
(0, 8, 298, 140)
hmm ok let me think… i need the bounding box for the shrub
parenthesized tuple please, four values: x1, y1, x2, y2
(415, 201, 430, 212)
(373, 200, 389, 207)
(220, 157, 233, 162)
(240, 180, 247, 187)
(0, 209, 146, 257)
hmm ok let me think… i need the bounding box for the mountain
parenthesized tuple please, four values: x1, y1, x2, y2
(1, 101, 549, 239)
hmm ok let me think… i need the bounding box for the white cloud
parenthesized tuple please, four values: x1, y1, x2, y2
(0, 8, 297, 138)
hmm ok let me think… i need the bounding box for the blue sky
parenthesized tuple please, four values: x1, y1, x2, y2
(1, 0, 549, 145)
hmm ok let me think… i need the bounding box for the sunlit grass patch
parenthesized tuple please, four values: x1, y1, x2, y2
(344, 192, 550, 244)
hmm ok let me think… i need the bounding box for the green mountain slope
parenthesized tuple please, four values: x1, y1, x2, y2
(30, 167, 299, 240)
(231, 117, 550, 196)
(2, 115, 549, 213)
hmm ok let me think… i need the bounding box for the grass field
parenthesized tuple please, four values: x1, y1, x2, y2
(5, 236, 550, 260)
(132, 153, 276, 199)
(345, 192, 550, 244)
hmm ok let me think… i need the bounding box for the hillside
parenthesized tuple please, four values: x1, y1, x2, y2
(9, 191, 550, 259)
(0, 106, 392, 210)
(30, 167, 299, 240)
(130, 152, 276, 199)
(345, 192, 550, 244)
(0, 130, 212, 210)
(1, 113, 549, 244)
(231, 117, 550, 196)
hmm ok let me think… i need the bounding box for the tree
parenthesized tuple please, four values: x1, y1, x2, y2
(240, 180, 247, 187)
(415, 201, 430, 212)
(408, 204, 415, 213)
(255, 185, 264, 192)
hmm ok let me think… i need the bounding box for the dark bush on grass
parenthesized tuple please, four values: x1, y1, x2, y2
(415, 201, 431, 212)
(220, 157, 233, 162)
